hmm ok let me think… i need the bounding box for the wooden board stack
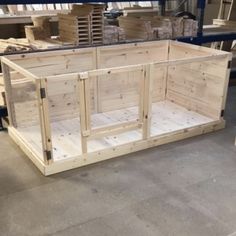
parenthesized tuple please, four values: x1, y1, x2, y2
(103, 25, 126, 44)
(58, 4, 105, 46)
(118, 16, 153, 40)
(183, 19, 198, 37)
(25, 16, 52, 42)
(118, 16, 198, 40)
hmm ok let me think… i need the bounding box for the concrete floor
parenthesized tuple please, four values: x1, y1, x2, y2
(1, 88, 236, 236)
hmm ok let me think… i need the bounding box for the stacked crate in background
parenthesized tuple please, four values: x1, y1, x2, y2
(58, 4, 105, 46)
(58, 5, 93, 45)
(90, 4, 105, 45)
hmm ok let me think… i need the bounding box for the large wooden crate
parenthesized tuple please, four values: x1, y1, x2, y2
(1, 40, 231, 175)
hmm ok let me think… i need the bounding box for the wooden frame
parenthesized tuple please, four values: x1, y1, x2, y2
(1, 40, 232, 175)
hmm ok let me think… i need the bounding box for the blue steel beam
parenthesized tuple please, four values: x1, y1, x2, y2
(196, 0, 205, 37)
(1, 0, 145, 3)
(231, 69, 236, 79)
(178, 32, 236, 44)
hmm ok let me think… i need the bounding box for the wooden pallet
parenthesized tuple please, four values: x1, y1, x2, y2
(58, 13, 91, 45)
(1, 40, 231, 175)
(89, 4, 105, 45)
(58, 4, 104, 46)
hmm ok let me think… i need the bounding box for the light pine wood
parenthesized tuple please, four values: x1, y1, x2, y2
(1, 40, 232, 175)
(1, 63, 16, 126)
(36, 79, 53, 164)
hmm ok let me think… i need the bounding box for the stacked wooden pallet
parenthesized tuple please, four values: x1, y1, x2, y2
(25, 16, 51, 42)
(90, 4, 105, 45)
(58, 4, 105, 46)
(58, 5, 93, 46)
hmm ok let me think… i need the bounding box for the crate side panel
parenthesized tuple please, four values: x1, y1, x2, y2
(10, 49, 96, 77)
(47, 77, 96, 121)
(8, 72, 44, 161)
(166, 57, 230, 119)
(97, 41, 168, 112)
(170, 41, 231, 57)
(98, 41, 168, 68)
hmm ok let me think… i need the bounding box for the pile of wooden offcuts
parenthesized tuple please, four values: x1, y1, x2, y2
(118, 16, 198, 40)
(0, 38, 36, 53)
(58, 4, 105, 46)
(25, 16, 51, 42)
(103, 25, 126, 44)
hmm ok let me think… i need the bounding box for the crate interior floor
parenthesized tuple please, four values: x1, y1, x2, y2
(18, 100, 214, 161)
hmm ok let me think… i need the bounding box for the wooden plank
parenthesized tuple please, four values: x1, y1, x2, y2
(1, 63, 16, 126)
(1, 57, 37, 81)
(166, 55, 231, 119)
(79, 54, 227, 79)
(78, 78, 88, 154)
(89, 121, 141, 139)
(142, 64, 153, 139)
(84, 78, 91, 131)
(36, 78, 53, 164)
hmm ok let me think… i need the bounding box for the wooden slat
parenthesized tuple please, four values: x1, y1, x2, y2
(36, 78, 53, 164)
(1, 63, 16, 126)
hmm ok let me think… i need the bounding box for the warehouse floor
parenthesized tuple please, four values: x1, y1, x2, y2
(1, 87, 236, 236)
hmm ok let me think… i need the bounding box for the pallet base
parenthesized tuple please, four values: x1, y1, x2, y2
(8, 100, 225, 176)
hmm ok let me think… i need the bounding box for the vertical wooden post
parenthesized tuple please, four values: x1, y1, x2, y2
(78, 78, 89, 154)
(1, 62, 16, 127)
(142, 64, 153, 139)
(139, 66, 145, 125)
(84, 78, 91, 131)
(36, 78, 53, 165)
(164, 40, 170, 99)
(96, 48, 103, 113)
(221, 56, 232, 118)
(93, 48, 99, 113)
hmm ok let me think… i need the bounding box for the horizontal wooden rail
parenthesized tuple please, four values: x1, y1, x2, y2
(86, 121, 142, 140)
(78, 54, 228, 80)
(79, 64, 144, 79)
(46, 73, 79, 82)
(1, 57, 38, 81)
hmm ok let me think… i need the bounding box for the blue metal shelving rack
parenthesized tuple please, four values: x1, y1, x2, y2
(1, 0, 236, 45)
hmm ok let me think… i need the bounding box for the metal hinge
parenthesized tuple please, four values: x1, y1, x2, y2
(221, 110, 225, 117)
(228, 61, 232, 69)
(40, 88, 46, 99)
(45, 150, 52, 161)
